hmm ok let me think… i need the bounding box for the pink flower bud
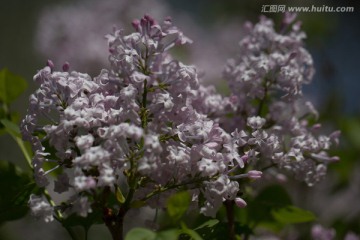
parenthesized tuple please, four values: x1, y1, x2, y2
(243, 21, 253, 33)
(288, 52, 297, 60)
(62, 62, 70, 71)
(140, 17, 147, 27)
(330, 130, 341, 139)
(132, 19, 140, 31)
(284, 52, 297, 66)
(144, 14, 155, 26)
(205, 142, 219, 148)
(109, 48, 115, 54)
(311, 123, 322, 131)
(241, 155, 249, 163)
(283, 12, 297, 25)
(46, 60, 54, 70)
(293, 21, 302, 31)
(247, 170, 262, 179)
(330, 130, 341, 146)
(235, 197, 247, 208)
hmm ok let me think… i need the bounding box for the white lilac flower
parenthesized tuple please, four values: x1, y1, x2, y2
(153, 93, 174, 111)
(167, 145, 190, 164)
(73, 175, 96, 192)
(198, 158, 219, 177)
(28, 194, 54, 222)
(72, 196, 93, 217)
(98, 164, 116, 187)
(75, 134, 94, 152)
(247, 116, 266, 129)
(200, 175, 239, 217)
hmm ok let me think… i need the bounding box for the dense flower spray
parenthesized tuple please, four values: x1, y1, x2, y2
(23, 14, 244, 223)
(21, 14, 339, 239)
(221, 14, 340, 186)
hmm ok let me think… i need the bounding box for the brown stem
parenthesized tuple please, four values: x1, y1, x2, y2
(107, 219, 124, 240)
(104, 207, 127, 240)
(225, 200, 235, 240)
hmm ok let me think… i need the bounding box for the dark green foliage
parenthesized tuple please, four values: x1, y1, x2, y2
(0, 161, 34, 223)
(0, 68, 27, 104)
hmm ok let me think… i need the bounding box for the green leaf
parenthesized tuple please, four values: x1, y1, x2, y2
(0, 119, 32, 167)
(0, 68, 27, 104)
(0, 119, 21, 137)
(115, 186, 126, 203)
(256, 221, 285, 233)
(0, 112, 21, 135)
(193, 221, 252, 240)
(194, 219, 219, 231)
(271, 206, 316, 224)
(247, 185, 292, 224)
(166, 191, 191, 222)
(0, 161, 32, 223)
(125, 228, 180, 240)
(13, 182, 37, 206)
(125, 228, 156, 240)
(155, 229, 179, 240)
(180, 222, 203, 240)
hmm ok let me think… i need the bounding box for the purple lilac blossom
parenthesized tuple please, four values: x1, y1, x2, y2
(221, 15, 340, 186)
(23, 15, 248, 220)
(23, 14, 339, 223)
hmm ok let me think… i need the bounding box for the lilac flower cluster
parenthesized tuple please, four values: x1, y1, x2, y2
(23, 15, 248, 221)
(222, 14, 340, 186)
(22, 14, 339, 224)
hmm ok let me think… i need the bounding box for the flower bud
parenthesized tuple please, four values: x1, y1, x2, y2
(311, 123, 322, 131)
(132, 19, 140, 31)
(283, 12, 297, 25)
(288, 52, 297, 60)
(241, 154, 249, 163)
(235, 197, 247, 208)
(247, 170, 262, 180)
(144, 14, 155, 26)
(62, 61, 70, 71)
(46, 60, 54, 70)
